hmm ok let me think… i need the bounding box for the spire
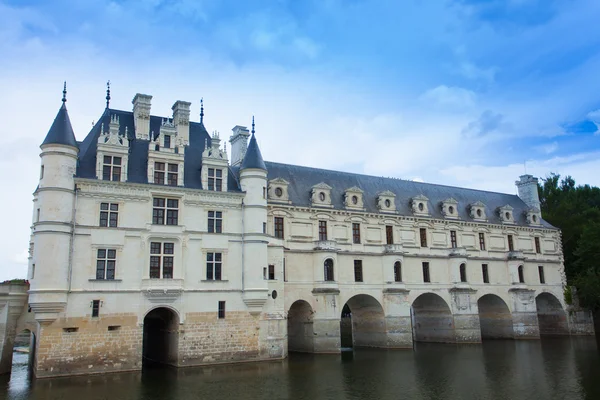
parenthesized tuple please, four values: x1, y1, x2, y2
(240, 116, 266, 171)
(200, 98, 204, 124)
(41, 82, 78, 148)
(106, 80, 111, 109)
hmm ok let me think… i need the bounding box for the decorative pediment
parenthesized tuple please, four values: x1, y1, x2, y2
(313, 182, 332, 190)
(202, 132, 227, 161)
(469, 201, 487, 221)
(498, 204, 515, 224)
(377, 190, 396, 213)
(344, 186, 365, 210)
(525, 207, 542, 226)
(411, 195, 429, 216)
(268, 177, 291, 203)
(311, 182, 333, 207)
(441, 198, 459, 219)
(98, 115, 128, 147)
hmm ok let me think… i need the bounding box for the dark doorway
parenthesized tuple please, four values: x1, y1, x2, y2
(142, 308, 179, 368)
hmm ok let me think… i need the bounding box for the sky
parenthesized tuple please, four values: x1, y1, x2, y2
(1, 0, 600, 281)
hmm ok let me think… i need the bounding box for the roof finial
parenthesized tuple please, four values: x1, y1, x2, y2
(62, 81, 67, 104)
(106, 80, 111, 109)
(252, 115, 255, 135)
(200, 98, 204, 123)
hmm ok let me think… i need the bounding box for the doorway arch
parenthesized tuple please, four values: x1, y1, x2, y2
(340, 294, 386, 348)
(142, 307, 180, 367)
(287, 300, 315, 353)
(477, 294, 513, 339)
(536, 292, 569, 335)
(9, 329, 35, 380)
(411, 293, 455, 343)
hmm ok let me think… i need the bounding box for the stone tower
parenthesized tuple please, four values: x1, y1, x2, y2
(515, 174, 541, 211)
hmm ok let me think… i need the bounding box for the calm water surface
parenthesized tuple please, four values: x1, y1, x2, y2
(2, 337, 600, 400)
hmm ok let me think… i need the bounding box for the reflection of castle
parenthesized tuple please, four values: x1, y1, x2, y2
(2, 85, 594, 378)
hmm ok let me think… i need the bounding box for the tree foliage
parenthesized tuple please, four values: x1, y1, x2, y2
(538, 174, 600, 310)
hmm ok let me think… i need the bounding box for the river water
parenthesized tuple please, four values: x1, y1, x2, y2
(2, 337, 600, 400)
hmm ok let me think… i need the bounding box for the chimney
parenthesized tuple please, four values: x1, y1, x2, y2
(229, 125, 250, 167)
(132, 93, 152, 140)
(172, 100, 191, 145)
(515, 174, 541, 211)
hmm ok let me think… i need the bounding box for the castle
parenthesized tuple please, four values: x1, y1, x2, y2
(0, 84, 594, 378)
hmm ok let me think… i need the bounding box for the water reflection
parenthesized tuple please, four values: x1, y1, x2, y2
(2, 337, 599, 400)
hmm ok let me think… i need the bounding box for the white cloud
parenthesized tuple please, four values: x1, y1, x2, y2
(587, 109, 600, 134)
(534, 141, 558, 154)
(420, 85, 477, 109)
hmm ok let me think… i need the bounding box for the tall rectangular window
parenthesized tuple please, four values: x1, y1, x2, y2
(206, 252, 222, 280)
(218, 301, 226, 319)
(164, 135, 171, 149)
(422, 262, 430, 283)
(149, 242, 174, 279)
(167, 163, 178, 186)
(96, 249, 116, 280)
(538, 266, 545, 284)
(507, 235, 514, 251)
(103, 155, 121, 182)
(479, 233, 486, 250)
(208, 211, 223, 233)
(450, 230, 457, 248)
(274, 217, 284, 239)
(208, 168, 223, 191)
(386, 225, 394, 245)
(354, 260, 363, 282)
(283, 258, 286, 282)
(99, 203, 119, 227)
(40, 165, 44, 179)
(152, 198, 178, 225)
(460, 264, 467, 283)
(318, 220, 327, 241)
(154, 162, 165, 185)
(92, 300, 100, 318)
(482, 264, 489, 284)
(268, 264, 275, 280)
(420, 228, 427, 247)
(352, 223, 361, 244)
(535, 237, 541, 254)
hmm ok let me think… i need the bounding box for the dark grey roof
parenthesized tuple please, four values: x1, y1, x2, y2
(76, 109, 241, 192)
(42, 103, 78, 148)
(263, 161, 555, 228)
(240, 134, 266, 171)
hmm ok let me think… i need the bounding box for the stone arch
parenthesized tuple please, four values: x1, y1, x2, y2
(536, 292, 569, 335)
(287, 300, 314, 353)
(341, 294, 386, 348)
(477, 294, 513, 339)
(10, 328, 36, 378)
(142, 307, 180, 367)
(411, 293, 455, 343)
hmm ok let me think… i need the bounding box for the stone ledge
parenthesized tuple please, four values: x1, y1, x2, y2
(311, 288, 340, 295)
(382, 288, 410, 294)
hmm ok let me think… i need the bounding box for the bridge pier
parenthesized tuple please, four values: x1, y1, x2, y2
(0, 283, 30, 375)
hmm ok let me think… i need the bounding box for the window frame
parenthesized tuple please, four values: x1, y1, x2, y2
(206, 252, 223, 281)
(318, 220, 328, 241)
(324, 258, 334, 281)
(208, 210, 223, 233)
(482, 264, 489, 284)
(208, 168, 223, 192)
(154, 162, 165, 185)
(420, 228, 428, 247)
(538, 265, 545, 284)
(99, 202, 119, 228)
(218, 301, 226, 319)
(354, 260, 363, 282)
(102, 155, 122, 182)
(479, 232, 486, 251)
(534, 237, 541, 254)
(518, 265, 524, 283)
(422, 262, 430, 283)
(450, 230, 457, 249)
(96, 248, 117, 280)
(152, 197, 179, 225)
(508, 235, 515, 252)
(167, 163, 178, 186)
(268, 264, 275, 280)
(352, 223, 361, 244)
(459, 263, 467, 283)
(393, 261, 402, 282)
(92, 300, 100, 318)
(274, 216, 284, 239)
(386, 225, 394, 245)
(149, 242, 174, 279)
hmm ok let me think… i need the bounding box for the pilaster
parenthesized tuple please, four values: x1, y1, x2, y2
(509, 287, 540, 339)
(449, 287, 482, 343)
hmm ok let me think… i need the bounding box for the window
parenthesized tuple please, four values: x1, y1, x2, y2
(274, 217, 284, 239)
(102, 155, 121, 181)
(154, 162, 165, 184)
(31, 264, 35, 280)
(283, 258, 287, 282)
(420, 228, 427, 247)
(268, 264, 275, 280)
(482, 264, 489, 284)
(263, 187, 266, 199)
(208, 211, 222, 233)
(167, 164, 178, 186)
(422, 262, 430, 283)
(354, 260, 363, 282)
(352, 223, 361, 244)
(218, 301, 226, 319)
(150, 242, 174, 279)
(40, 165, 44, 180)
(152, 198, 178, 225)
(538, 266, 545, 284)
(535, 237, 541, 254)
(386, 225, 394, 245)
(92, 300, 100, 318)
(96, 249, 116, 280)
(318, 220, 328, 241)
(206, 252, 222, 280)
(450, 230, 457, 248)
(324, 258, 334, 281)
(394, 261, 402, 282)
(459, 263, 467, 283)
(36, 208, 40, 222)
(518, 265, 524, 283)
(99, 202, 119, 227)
(507, 235, 514, 251)
(479, 233, 486, 250)
(164, 135, 171, 149)
(208, 168, 223, 191)
(263, 222, 267, 234)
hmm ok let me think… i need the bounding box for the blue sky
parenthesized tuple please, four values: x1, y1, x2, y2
(1, 0, 600, 279)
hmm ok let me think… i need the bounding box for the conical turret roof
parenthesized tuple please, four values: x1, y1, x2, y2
(42, 84, 78, 148)
(240, 133, 266, 171)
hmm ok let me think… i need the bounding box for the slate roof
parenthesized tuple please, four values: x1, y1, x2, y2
(240, 134, 267, 171)
(42, 102, 78, 148)
(76, 109, 241, 191)
(263, 161, 555, 228)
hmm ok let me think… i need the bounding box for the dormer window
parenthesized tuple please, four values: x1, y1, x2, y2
(469, 201, 487, 221)
(103, 156, 122, 182)
(311, 183, 333, 207)
(154, 162, 165, 185)
(441, 198, 459, 219)
(377, 190, 396, 213)
(498, 205, 514, 224)
(268, 178, 290, 203)
(164, 135, 171, 149)
(208, 168, 223, 191)
(319, 192, 326, 201)
(525, 208, 542, 226)
(411, 195, 429, 216)
(344, 186, 364, 210)
(167, 164, 178, 186)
